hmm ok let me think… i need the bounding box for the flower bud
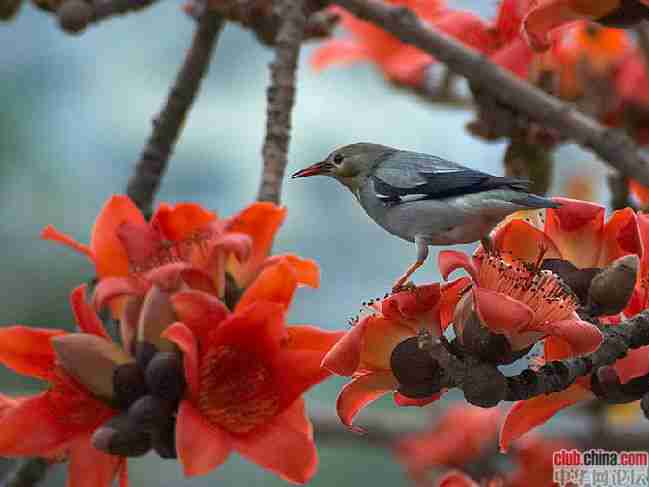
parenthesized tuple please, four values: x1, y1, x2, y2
(462, 362, 506, 408)
(128, 395, 175, 433)
(541, 258, 600, 304)
(390, 337, 442, 398)
(137, 286, 177, 354)
(113, 363, 147, 409)
(52, 334, 133, 402)
(152, 418, 177, 459)
(587, 254, 639, 316)
(92, 414, 151, 457)
(57, 0, 91, 34)
(145, 351, 186, 403)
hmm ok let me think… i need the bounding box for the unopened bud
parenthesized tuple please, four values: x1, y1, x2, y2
(390, 337, 442, 398)
(135, 341, 158, 371)
(0, 0, 21, 20)
(128, 395, 175, 433)
(541, 258, 600, 305)
(52, 334, 133, 402)
(92, 414, 151, 457)
(137, 286, 177, 354)
(145, 351, 186, 403)
(57, 0, 91, 34)
(113, 363, 147, 409)
(587, 254, 639, 316)
(152, 418, 177, 459)
(462, 362, 506, 408)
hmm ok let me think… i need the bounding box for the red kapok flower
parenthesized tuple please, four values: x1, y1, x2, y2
(439, 249, 602, 358)
(0, 285, 125, 487)
(163, 258, 343, 484)
(321, 281, 467, 430)
(395, 405, 499, 483)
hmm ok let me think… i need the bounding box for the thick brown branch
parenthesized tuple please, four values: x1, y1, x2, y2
(331, 0, 649, 186)
(126, 10, 224, 217)
(256, 0, 307, 204)
(0, 458, 49, 487)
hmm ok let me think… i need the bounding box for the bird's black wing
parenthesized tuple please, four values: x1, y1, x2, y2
(371, 151, 530, 202)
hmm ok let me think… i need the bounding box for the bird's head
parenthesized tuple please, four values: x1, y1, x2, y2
(292, 143, 395, 190)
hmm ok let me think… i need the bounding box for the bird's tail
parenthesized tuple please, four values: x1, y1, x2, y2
(494, 176, 560, 209)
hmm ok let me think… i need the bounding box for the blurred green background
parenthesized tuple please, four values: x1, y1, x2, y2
(0, 1, 609, 485)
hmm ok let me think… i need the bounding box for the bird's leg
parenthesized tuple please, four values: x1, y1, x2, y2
(392, 238, 429, 293)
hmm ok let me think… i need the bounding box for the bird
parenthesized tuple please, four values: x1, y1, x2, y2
(291, 143, 560, 291)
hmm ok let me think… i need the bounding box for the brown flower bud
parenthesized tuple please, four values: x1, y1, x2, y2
(128, 395, 175, 433)
(57, 0, 91, 34)
(0, 0, 21, 20)
(390, 337, 442, 398)
(462, 361, 506, 408)
(152, 418, 177, 459)
(92, 414, 151, 457)
(137, 286, 177, 354)
(135, 341, 158, 371)
(113, 362, 147, 409)
(145, 351, 186, 403)
(52, 334, 133, 402)
(587, 254, 639, 316)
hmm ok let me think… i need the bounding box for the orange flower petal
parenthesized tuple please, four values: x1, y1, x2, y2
(359, 315, 414, 371)
(393, 390, 444, 407)
(225, 203, 287, 287)
(336, 371, 397, 431)
(67, 435, 122, 487)
(233, 398, 317, 485)
(439, 251, 479, 282)
(70, 285, 109, 339)
(151, 202, 216, 242)
(171, 290, 229, 343)
(473, 288, 534, 335)
(492, 219, 561, 263)
(234, 260, 297, 313)
(40, 225, 92, 259)
(90, 195, 145, 278)
(499, 384, 591, 452)
(179, 268, 219, 296)
(92, 277, 149, 312)
(545, 198, 605, 268)
(310, 38, 371, 71)
(439, 278, 471, 331)
(285, 325, 345, 353)
(321, 320, 366, 376)
(614, 345, 649, 384)
(437, 471, 480, 487)
(630, 179, 649, 206)
(163, 323, 200, 398)
(0, 326, 66, 380)
(176, 400, 232, 476)
(598, 207, 642, 266)
(264, 254, 320, 288)
(525, 318, 602, 356)
(211, 233, 252, 264)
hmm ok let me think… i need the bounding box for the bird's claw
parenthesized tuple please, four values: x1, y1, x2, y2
(391, 281, 416, 294)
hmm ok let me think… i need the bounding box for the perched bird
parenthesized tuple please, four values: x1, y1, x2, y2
(292, 143, 560, 290)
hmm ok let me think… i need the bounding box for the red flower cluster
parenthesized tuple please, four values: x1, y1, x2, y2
(0, 195, 343, 486)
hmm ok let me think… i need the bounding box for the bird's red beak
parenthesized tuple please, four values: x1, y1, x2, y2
(291, 161, 331, 178)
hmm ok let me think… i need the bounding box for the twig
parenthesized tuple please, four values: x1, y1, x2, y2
(126, 9, 224, 217)
(256, 0, 307, 204)
(90, 0, 157, 23)
(608, 171, 631, 210)
(330, 0, 649, 186)
(0, 458, 49, 487)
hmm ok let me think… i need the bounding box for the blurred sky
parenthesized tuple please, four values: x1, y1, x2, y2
(0, 1, 609, 485)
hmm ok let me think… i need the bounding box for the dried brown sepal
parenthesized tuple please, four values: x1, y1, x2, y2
(145, 351, 186, 403)
(57, 0, 92, 34)
(152, 417, 177, 459)
(390, 337, 442, 398)
(52, 334, 133, 402)
(586, 254, 639, 316)
(137, 285, 177, 353)
(92, 413, 152, 457)
(462, 361, 507, 408)
(541, 258, 600, 305)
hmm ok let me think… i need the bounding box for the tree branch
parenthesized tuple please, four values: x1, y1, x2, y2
(126, 9, 224, 217)
(0, 459, 49, 487)
(256, 0, 307, 204)
(330, 0, 649, 186)
(90, 0, 157, 23)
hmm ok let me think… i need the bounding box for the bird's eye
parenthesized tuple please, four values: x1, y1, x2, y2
(333, 154, 344, 165)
